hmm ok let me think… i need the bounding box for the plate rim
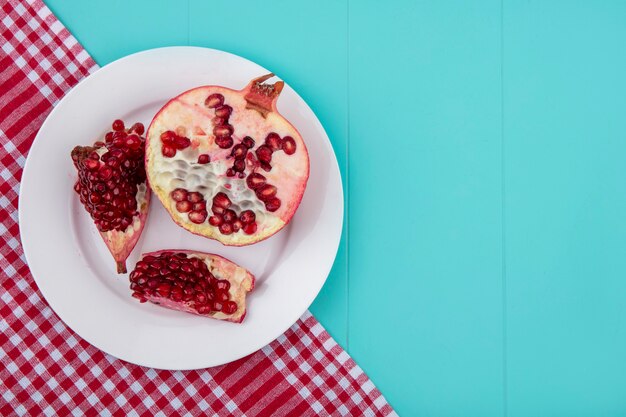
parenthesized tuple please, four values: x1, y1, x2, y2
(18, 46, 344, 369)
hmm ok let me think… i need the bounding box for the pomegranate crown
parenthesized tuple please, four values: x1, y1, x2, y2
(244, 73, 284, 118)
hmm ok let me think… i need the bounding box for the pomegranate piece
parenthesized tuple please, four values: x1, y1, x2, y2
(71, 120, 150, 273)
(145, 74, 310, 246)
(129, 250, 254, 323)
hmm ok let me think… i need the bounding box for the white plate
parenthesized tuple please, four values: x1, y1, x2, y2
(19, 47, 343, 369)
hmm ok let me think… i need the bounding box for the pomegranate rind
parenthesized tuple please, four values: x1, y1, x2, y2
(137, 250, 255, 323)
(145, 77, 310, 246)
(101, 186, 150, 273)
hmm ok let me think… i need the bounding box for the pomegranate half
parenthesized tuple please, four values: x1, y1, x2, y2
(71, 120, 150, 273)
(129, 250, 255, 323)
(145, 74, 310, 245)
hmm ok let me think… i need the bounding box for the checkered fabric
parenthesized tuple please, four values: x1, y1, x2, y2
(0, 1, 396, 415)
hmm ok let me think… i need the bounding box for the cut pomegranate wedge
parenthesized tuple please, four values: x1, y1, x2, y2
(71, 120, 150, 273)
(129, 250, 255, 323)
(145, 74, 310, 246)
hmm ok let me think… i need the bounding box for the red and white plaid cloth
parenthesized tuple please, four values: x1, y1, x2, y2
(0, 1, 396, 415)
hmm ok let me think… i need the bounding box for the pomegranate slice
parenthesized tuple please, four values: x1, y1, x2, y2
(129, 250, 255, 323)
(71, 120, 150, 273)
(145, 74, 310, 246)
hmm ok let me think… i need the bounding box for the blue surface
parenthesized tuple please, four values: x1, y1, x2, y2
(44, 0, 626, 415)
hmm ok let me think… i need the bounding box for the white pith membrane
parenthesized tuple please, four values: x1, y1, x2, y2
(146, 82, 309, 246)
(138, 251, 254, 323)
(92, 146, 150, 272)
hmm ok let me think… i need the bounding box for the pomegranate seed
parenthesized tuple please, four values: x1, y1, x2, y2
(266, 198, 281, 212)
(89, 151, 100, 160)
(211, 204, 225, 215)
(195, 293, 207, 304)
(246, 173, 266, 189)
(99, 167, 113, 180)
(106, 158, 121, 168)
(161, 130, 176, 145)
(197, 154, 210, 164)
(112, 119, 125, 131)
(213, 192, 231, 209)
(162, 145, 176, 157)
(231, 144, 247, 159)
(219, 223, 233, 235)
(84, 159, 99, 170)
(265, 132, 282, 151)
(233, 159, 246, 172)
(173, 135, 191, 150)
(215, 105, 232, 118)
(213, 116, 226, 126)
(192, 202, 206, 211)
(243, 222, 258, 235)
(232, 220, 242, 232)
(132, 292, 147, 303)
(171, 188, 188, 202)
(216, 280, 230, 292)
(256, 145, 273, 163)
(214, 125, 234, 137)
(209, 215, 223, 226)
(126, 135, 141, 149)
(242, 136, 255, 149)
(282, 136, 296, 155)
(188, 192, 203, 203)
(215, 136, 234, 149)
(240, 210, 256, 224)
(256, 184, 277, 200)
(260, 162, 272, 172)
(216, 291, 229, 302)
(226, 168, 235, 177)
(129, 122, 145, 135)
(222, 209, 236, 223)
(171, 286, 183, 301)
(156, 283, 171, 297)
(197, 305, 212, 314)
(205, 93, 224, 108)
(188, 210, 208, 224)
(176, 200, 192, 213)
(105, 132, 114, 143)
(212, 301, 224, 311)
(223, 301, 237, 314)
(237, 172, 246, 179)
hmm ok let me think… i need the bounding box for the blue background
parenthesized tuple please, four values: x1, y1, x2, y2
(44, 1, 626, 415)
